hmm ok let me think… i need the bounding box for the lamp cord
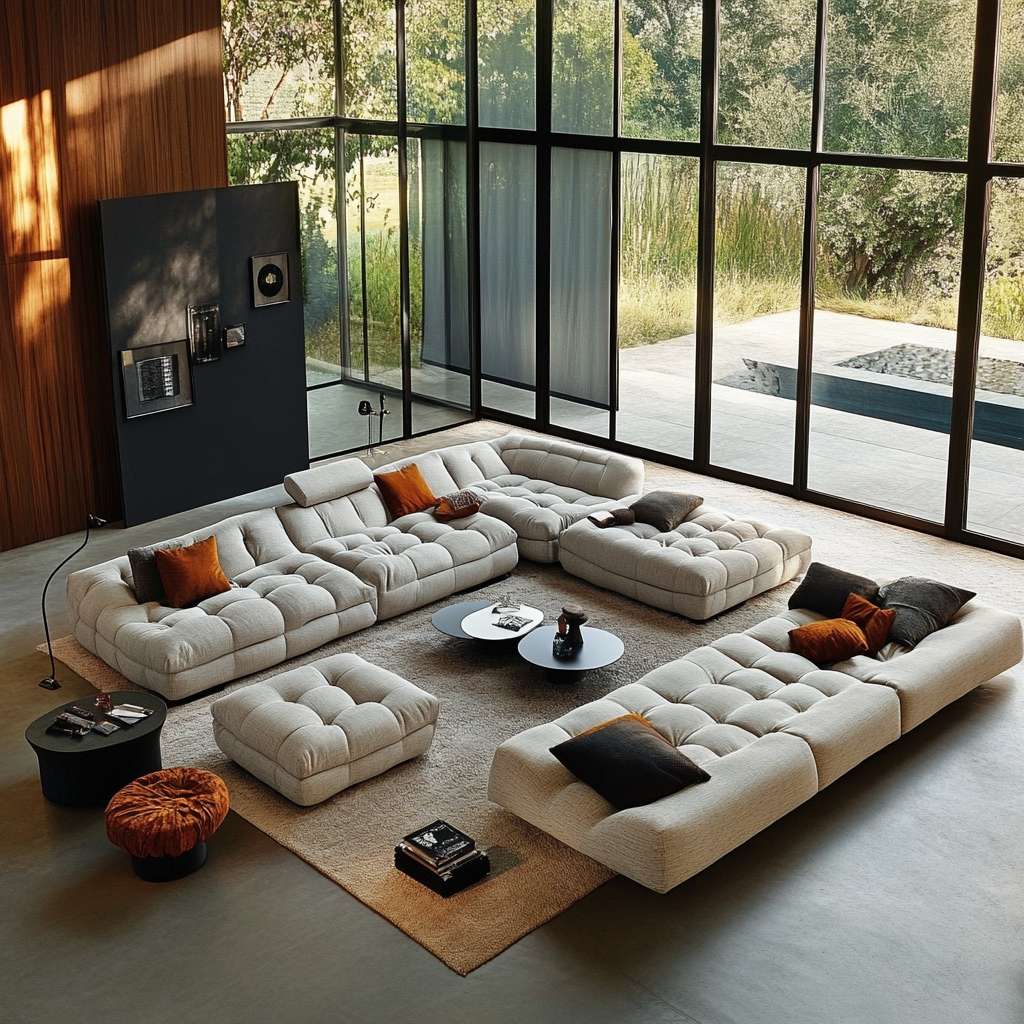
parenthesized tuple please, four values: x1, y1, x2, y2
(40, 519, 92, 683)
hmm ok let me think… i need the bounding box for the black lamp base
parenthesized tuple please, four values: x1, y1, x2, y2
(39, 676, 61, 691)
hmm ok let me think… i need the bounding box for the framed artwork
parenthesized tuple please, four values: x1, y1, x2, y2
(120, 339, 193, 420)
(250, 252, 290, 308)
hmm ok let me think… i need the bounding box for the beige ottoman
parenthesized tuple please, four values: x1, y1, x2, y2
(212, 653, 439, 805)
(558, 506, 812, 619)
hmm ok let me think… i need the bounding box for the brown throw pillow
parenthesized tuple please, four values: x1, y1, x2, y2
(549, 713, 710, 810)
(789, 617, 870, 664)
(434, 489, 481, 521)
(630, 491, 703, 532)
(841, 592, 896, 655)
(374, 463, 437, 520)
(154, 536, 231, 608)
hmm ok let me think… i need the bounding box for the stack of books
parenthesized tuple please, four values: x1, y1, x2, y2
(394, 820, 490, 897)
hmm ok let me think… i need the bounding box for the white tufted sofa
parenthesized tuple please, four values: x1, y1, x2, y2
(68, 460, 520, 700)
(373, 434, 645, 562)
(488, 599, 1023, 892)
(558, 507, 813, 620)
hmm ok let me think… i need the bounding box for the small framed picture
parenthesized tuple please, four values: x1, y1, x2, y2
(250, 253, 290, 308)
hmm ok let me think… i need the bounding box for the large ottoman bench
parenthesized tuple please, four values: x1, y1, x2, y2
(488, 598, 1022, 892)
(212, 653, 439, 806)
(558, 506, 813, 619)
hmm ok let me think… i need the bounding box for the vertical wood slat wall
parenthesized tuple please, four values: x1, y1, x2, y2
(0, 0, 227, 550)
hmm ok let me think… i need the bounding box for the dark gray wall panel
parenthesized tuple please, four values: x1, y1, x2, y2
(100, 182, 308, 526)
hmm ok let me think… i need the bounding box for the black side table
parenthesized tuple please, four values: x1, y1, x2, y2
(25, 690, 167, 807)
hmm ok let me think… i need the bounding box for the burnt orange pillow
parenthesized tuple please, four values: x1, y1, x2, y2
(840, 591, 896, 654)
(374, 463, 437, 520)
(789, 617, 869, 664)
(154, 535, 231, 608)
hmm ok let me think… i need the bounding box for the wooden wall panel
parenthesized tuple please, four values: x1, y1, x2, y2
(0, 0, 227, 549)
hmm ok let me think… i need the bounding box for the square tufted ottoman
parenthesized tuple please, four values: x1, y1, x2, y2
(558, 505, 812, 619)
(211, 653, 439, 806)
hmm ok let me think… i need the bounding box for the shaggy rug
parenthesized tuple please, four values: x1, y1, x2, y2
(43, 559, 805, 974)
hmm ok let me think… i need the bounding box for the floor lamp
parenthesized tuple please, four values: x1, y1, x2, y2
(39, 513, 107, 690)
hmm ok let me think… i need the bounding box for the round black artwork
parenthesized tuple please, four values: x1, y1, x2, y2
(256, 262, 285, 298)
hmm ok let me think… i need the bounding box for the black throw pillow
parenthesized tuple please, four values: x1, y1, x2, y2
(877, 576, 975, 648)
(630, 491, 703, 533)
(788, 562, 879, 618)
(550, 714, 710, 810)
(127, 540, 185, 604)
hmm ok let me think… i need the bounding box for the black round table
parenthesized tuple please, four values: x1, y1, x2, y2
(25, 690, 167, 807)
(430, 598, 500, 640)
(518, 626, 625, 682)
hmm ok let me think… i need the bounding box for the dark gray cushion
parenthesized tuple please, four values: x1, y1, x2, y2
(549, 715, 709, 810)
(788, 562, 879, 618)
(127, 540, 186, 604)
(630, 491, 703, 532)
(877, 577, 976, 648)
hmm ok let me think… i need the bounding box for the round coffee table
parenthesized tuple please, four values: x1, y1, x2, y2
(518, 626, 624, 682)
(25, 690, 167, 807)
(461, 604, 544, 640)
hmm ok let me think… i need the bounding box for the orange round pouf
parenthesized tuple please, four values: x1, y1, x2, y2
(105, 768, 229, 860)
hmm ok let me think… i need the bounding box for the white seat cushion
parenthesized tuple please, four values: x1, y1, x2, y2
(558, 506, 812, 619)
(212, 653, 439, 805)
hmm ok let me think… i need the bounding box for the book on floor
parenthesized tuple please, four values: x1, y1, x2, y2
(401, 820, 476, 869)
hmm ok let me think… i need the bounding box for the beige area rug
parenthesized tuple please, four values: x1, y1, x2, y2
(43, 560, 809, 974)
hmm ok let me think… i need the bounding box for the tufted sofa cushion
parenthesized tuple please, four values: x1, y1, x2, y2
(489, 601, 1023, 892)
(67, 511, 378, 701)
(211, 653, 439, 805)
(558, 506, 813, 619)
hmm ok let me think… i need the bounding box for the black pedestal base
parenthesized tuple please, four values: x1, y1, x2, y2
(132, 841, 207, 882)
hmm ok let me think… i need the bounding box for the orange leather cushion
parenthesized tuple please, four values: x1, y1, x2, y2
(374, 463, 437, 520)
(841, 591, 896, 654)
(789, 617, 869, 664)
(105, 768, 229, 858)
(155, 535, 231, 608)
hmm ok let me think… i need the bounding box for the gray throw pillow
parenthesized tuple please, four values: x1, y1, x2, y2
(127, 539, 186, 604)
(788, 562, 879, 618)
(877, 576, 975, 648)
(630, 491, 703, 532)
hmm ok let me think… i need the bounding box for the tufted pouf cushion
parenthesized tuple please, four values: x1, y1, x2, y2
(106, 768, 229, 879)
(211, 653, 440, 806)
(558, 505, 812, 619)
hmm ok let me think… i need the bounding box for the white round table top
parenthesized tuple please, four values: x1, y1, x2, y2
(460, 604, 544, 641)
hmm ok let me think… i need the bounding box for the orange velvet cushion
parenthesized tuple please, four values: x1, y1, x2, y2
(840, 591, 896, 654)
(154, 535, 231, 608)
(374, 463, 437, 520)
(789, 617, 869, 664)
(105, 768, 229, 858)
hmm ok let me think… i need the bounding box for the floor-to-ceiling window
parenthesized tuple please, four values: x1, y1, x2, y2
(222, 0, 1024, 560)
(223, 0, 473, 459)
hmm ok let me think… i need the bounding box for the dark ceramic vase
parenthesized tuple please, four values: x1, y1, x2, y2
(553, 605, 588, 659)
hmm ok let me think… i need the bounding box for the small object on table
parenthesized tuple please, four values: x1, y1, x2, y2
(95, 693, 113, 713)
(519, 625, 625, 683)
(553, 604, 588, 659)
(394, 819, 490, 897)
(106, 767, 229, 882)
(25, 690, 167, 806)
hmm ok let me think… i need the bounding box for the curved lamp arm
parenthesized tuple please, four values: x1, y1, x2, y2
(39, 513, 107, 690)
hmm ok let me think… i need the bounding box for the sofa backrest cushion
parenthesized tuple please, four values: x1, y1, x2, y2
(373, 443, 508, 495)
(489, 434, 643, 499)
(284, 459, 374, 508)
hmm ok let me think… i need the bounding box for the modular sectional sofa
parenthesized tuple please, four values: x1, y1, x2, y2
(67, 434, 644, 699)
(488, 597, 1023, 892)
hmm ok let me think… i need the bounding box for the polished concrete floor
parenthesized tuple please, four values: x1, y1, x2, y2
(2, 421, 1023, 1024)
